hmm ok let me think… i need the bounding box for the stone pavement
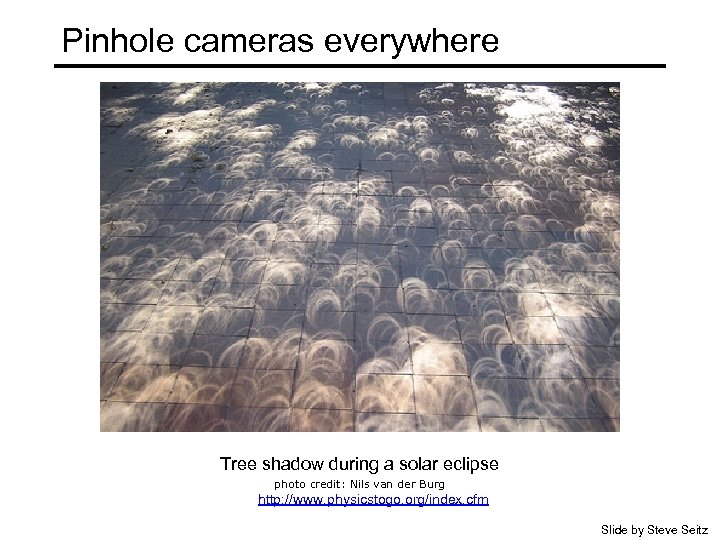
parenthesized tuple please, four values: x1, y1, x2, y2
(100, 82, 620, 431)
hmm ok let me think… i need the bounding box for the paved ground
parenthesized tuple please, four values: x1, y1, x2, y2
(100, 82, 620, 431)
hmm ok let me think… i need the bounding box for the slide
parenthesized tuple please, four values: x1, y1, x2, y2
(2, 1, 717, 538)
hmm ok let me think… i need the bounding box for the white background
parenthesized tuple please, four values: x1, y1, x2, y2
(3, 1, 718, 538)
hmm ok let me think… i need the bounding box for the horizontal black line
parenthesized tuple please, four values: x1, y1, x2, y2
(54, 63, 666, 69)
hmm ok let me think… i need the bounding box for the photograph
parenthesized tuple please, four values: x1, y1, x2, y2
(100, 81, 620, 431)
